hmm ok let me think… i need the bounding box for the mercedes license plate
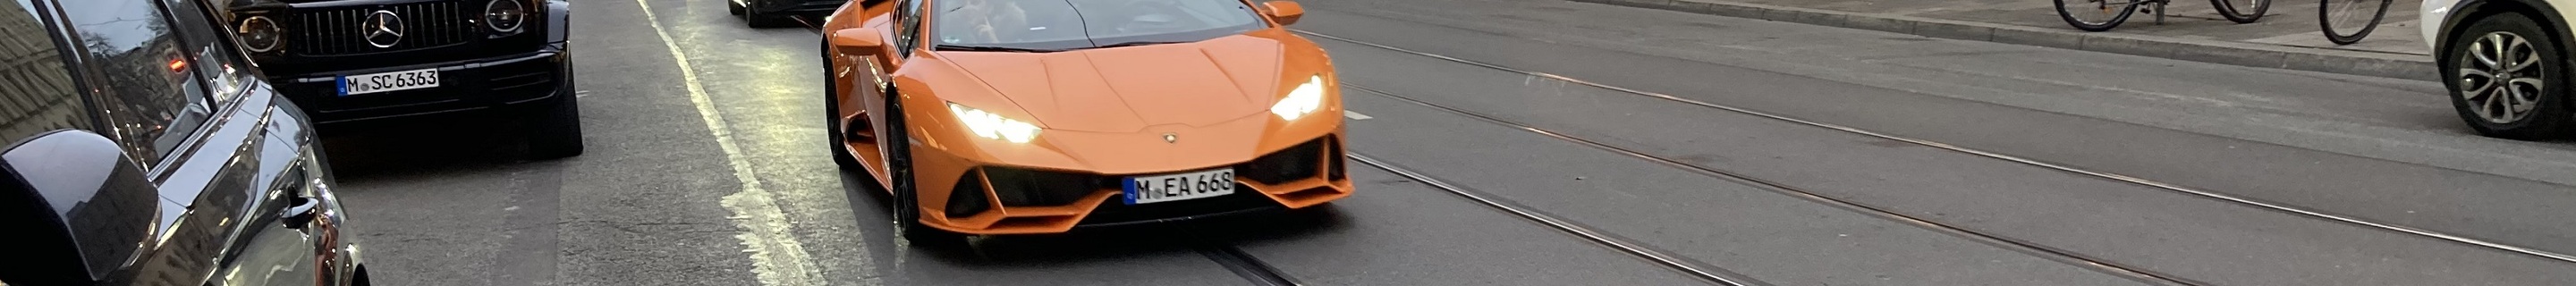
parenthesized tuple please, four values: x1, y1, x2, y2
(339, 68, 440, 96)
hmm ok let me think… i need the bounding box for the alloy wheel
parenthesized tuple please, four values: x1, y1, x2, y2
(2458, 31, 2547, 124)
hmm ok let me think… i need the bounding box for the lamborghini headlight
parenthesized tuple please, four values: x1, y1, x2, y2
(1270, 75, 1326, 121)
(947, 103, 1040, 143)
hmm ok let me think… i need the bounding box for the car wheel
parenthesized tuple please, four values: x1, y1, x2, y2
(883, 96, 967, 248)
(523, 90, 586, 159)
(742, 0, 796, 28)
(2445, 12, 2576, 139)
(728, 0, 745, 15)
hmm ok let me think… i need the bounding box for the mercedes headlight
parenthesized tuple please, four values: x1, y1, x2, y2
(485, 0, 527, 33)
(236, 16, 283, 53)
(947, 103, 1040, 143)
(1270, 75, 1326, 120)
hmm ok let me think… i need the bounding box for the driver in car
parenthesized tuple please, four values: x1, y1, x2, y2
(941, 0, 1031, 44)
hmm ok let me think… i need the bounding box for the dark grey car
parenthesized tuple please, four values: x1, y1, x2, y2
(0, 0, 367, 284)
(214, 0, 582, 160)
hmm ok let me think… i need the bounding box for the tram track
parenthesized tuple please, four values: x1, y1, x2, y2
(1292, 29, 2576, 266)
(1349, 154, 1775, 286)
(1342, 84, 2203, 286)
(1199, 246, 1302, 286)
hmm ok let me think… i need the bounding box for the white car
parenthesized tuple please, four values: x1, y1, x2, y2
(2424, 0, 2576, 139)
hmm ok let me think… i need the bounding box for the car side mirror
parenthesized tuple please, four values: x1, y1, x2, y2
(0, 130, 159, 285)
(830, 29, 887, 55)
(1262, 1, 1304, 26)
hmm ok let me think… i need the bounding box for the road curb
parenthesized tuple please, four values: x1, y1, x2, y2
(1575, 0, 2437, 80)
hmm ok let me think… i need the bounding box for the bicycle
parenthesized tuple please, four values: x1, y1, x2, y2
(2319, 0, 2394, 45)
(2054, 0, 2271, 32)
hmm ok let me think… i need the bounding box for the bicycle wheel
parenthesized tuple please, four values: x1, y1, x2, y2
(2212, 0, 2269, 23)
(2319, 0, 2394, 45)
(2055, 0, 2139, 31)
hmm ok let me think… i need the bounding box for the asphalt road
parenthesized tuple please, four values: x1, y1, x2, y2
(317, 0, 2576, 285)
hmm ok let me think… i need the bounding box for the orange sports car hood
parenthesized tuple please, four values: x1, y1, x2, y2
(937, 35, 1289, 133)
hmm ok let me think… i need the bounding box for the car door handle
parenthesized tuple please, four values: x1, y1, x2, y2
(281, 197, 319, 229)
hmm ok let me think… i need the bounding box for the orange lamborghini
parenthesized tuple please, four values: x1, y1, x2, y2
(815, 0, 1348, 244)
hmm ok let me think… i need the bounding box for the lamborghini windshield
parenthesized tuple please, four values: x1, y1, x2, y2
(932, 0, 1267, 52)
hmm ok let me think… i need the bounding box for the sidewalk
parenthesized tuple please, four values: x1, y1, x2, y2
(1580, 0, 2436, 80)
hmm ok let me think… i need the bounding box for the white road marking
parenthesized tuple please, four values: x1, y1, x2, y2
(575, 90, 593, 97)
(1344, 111, 1372, 120)
(633, 1, 824, 285)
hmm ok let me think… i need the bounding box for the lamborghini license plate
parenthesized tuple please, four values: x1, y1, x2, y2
(1123, 168, 1235, 205)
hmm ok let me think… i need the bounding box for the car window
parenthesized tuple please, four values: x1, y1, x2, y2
(54, 0, 215, 166)
(154, 0, 254, 103)
(897, 0, 926, 57)
(932, 0, 1262, 51)
(0, 0, 92, 146)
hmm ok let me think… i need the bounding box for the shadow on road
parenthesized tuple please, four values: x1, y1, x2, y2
(961, 206, 1347, 261)
(315, 115, 554, 181)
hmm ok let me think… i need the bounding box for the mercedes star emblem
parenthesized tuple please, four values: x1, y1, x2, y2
(1162, 133, 1178, 143)
(362, 10, 404, 48)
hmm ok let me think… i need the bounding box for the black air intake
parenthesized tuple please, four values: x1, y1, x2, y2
(944, 171, 990, 218)
(1239, 139, 1326, 185)
(984, 167, 1104, 206)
